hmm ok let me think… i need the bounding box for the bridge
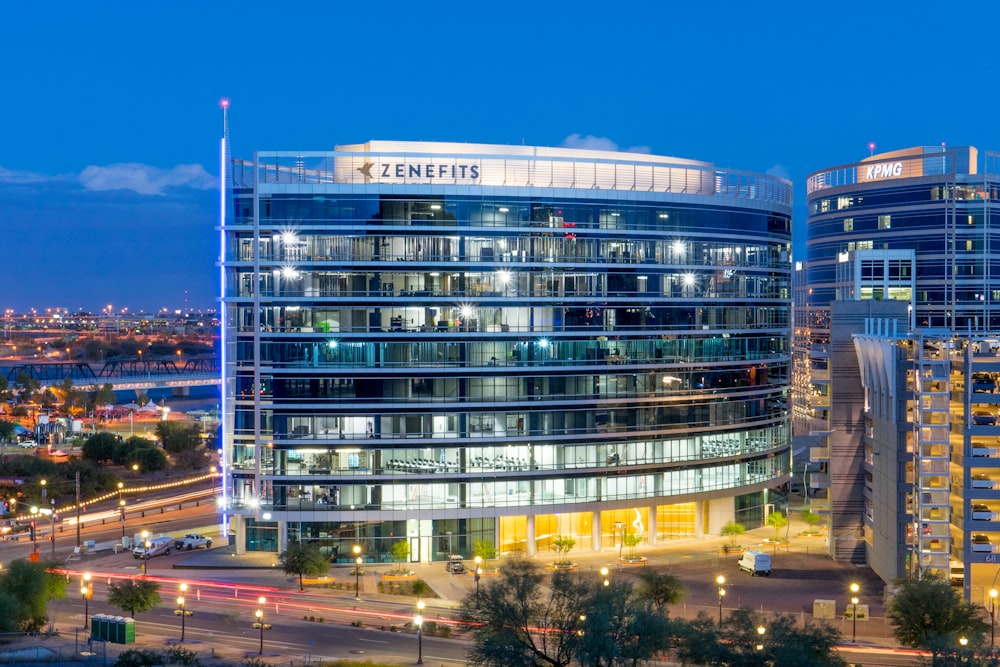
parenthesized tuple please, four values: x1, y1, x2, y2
(1, 358, 221, 392)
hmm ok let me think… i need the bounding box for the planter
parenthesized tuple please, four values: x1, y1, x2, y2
(382, 570, 416, 580)
(548, 562, 578, 571)
(720, 545, 745, 555)
(619, 556, 647, 567)
(468, 567, 500, 577)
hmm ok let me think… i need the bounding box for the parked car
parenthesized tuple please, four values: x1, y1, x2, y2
(973, 411, 997, 426)
(16, 441, 37, 449)
(972, 475, 997, 489)
(973, 373, 997, 393)
(971, 534, 993, 552)
(445, 555, 465, 574)
(972, 504, 994, 521)
(738, 550, 772, 576)
(174, 533, 213, 550)
(132, 536, 173, 559)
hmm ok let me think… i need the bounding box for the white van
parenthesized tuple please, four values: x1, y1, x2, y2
(738, 550, 772, 576)
(132, 536, 173, 559)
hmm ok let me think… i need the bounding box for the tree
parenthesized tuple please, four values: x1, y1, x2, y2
(129, 446, 167, 472)
(634, 568, 685, 612)
(155, 422, 201, 454)
(672, 608, 846, 667)
(94, 383, 116, 407)
(0, 419, 15, 444)
(107, 579, 161, 618)
(622, 531, 642, 559)
(473, 539, 497, 561)
(82, 432, 118, 463)
(575, 577, 672, 667)
(113, 436, 153, 466)
(720, 521, 745, 547)
(281, 541, 329, 592)
(460, 557, 584, 667)
(461, 557, 671, 667)
(552, 535, 576, 564)
(0, 559, 68, 632)
(888, 573, 988, 664)
(766, 511, 788, 540)
(801, 509, 822, 532)
(389, 539, 411, 572)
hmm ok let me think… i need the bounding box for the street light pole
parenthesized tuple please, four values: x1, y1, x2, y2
(141, 530, 150, 576)
(49, 500, 56, 559)
(849, 582, 860, 642)
(415, 600, 425, 665)
(117, 482, 125, 540)
(990, 588, 998, 649)
(177, 583, 189, 642)
(353, 544, 362, 600)
(716, 575, 726, 628)
(255, 596, 267, 655)
(81, 573, 92, 630)
(600, 566, 610, 587)
(177, 595, 186, 641)
(30, 506, 38, 553)
(474, 555, 482, 608)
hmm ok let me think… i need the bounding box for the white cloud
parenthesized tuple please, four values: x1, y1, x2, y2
(559, 133, 620, 152)
(0, 166, 55, 184)
(559, 134, 653, 155)
(766, 164, 791, 181)
(79, 163, 217, 195)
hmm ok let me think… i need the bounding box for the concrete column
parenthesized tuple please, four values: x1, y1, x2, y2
(526, 515, 536, 556)
(277, 520, 288, 554)
(592, 511, 602, 551)
(695, 501, 704, 539)
(235, 516, 246, 555)
(647, 508, 658, 545)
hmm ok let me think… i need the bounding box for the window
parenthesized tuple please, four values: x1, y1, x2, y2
(844, 218, 854, 232)
(878, 215, 891, 230)
(837, 197, 854, 210)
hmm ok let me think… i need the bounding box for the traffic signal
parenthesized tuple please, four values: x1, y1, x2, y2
(28, 522, 35, 541)
(1, 501, 8, 515)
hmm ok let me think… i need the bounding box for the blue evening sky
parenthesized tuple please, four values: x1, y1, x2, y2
(3, 1, 998, 313)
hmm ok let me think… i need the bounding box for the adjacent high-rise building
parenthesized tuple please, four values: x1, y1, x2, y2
(797, 146, 1000, 595)
(220, 141, 793, 563)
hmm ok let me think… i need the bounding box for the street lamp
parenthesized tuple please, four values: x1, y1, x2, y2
(353, 544, 362, 599)
(176, 595, 186, 641)
(40, 479, 46, 502)
(755, 624, 766, 651)
(254, 596, 267, 656)
(991, 588, 998, 649)
(849, 582, 860, 643)
(174, 583, 191, 642)
(117, 482, 125, 539)
(716, 575, 726, 628)
(415, 599, 425, 665)
(81, 573, 93, 630)
(474, 555, 482, 608)
(600, 566, 610, 587)
(30, 506, 39, 552)
(141, 530, 150, 575)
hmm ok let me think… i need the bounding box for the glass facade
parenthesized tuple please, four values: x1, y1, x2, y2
(222, 141, 793, 559)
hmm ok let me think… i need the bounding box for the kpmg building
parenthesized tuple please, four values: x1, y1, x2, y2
(797, 145, 1000, 594)
(221, 141, 793, 562)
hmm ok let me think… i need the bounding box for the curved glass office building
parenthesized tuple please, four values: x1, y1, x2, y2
(221, 141, 793, 560)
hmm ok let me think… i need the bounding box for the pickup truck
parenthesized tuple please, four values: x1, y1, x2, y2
(174, 533, 213, 550)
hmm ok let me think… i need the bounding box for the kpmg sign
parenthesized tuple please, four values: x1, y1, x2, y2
(355, 159, 481, 183)
(864, 162, 903, 180)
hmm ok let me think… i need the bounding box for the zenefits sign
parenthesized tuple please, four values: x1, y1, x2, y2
(356, 160, 480, 183)
(864, 162, 903, 180)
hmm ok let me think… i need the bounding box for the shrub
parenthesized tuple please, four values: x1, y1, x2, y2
(113, 648, 163, 667)
(411, 579, 430, 597)
(163, 646, 201, 666)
